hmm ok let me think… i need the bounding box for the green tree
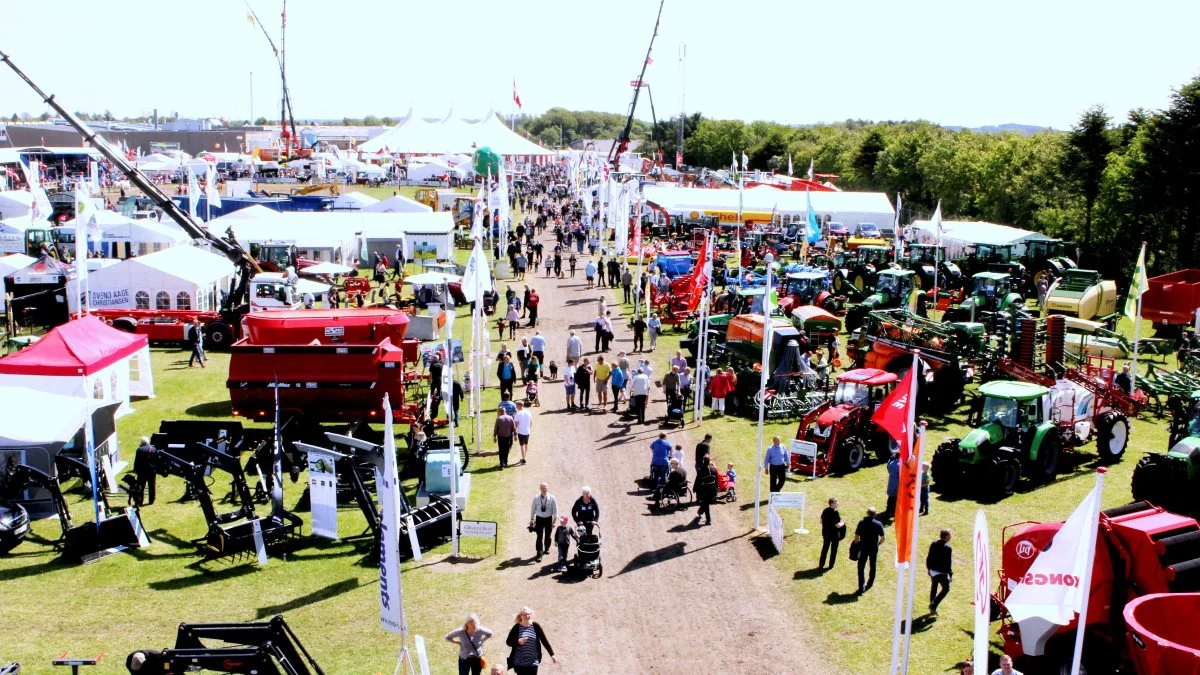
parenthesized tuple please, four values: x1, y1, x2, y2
(1062, 106, 1113, 255)
(8, 113, 16, 122)
(254, 117, 269, 125)
(362, 115, 381, 127)
(852, 130, 887, 185)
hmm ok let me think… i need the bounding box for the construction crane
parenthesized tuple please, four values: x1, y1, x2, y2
(609, 0, 665, 172)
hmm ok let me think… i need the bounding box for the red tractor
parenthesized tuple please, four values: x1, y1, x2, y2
(992, 501, 1200, 674)
(791, 368, 898, 476)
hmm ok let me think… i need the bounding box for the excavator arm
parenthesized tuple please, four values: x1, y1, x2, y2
(0, 461, 73, 540)
(0, 49, 262, 309)
(127, 615, 323, 674)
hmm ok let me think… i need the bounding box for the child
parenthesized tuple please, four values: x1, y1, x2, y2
(564, 360, 576, 411)
(547, 360, 559, 381)
(919, 462, 932, 515)
(725, 463, 737, 486)
(671, 444, 685, 468)
(554, 515, 577, 572)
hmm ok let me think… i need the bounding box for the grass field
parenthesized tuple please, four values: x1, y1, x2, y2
(0, 238, 515, 673)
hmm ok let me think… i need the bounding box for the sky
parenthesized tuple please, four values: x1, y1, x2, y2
(1, 0, 1198, 129)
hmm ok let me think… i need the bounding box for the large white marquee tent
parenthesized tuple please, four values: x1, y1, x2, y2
(359, 110, 553, 162)
(86, 245, 234, 313)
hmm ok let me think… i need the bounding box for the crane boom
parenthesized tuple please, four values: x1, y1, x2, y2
(609, 0, 665, 171)
(0, 48, 262, 307)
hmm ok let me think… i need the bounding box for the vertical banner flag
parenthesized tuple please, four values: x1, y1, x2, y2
(205, 164, 224, 209)
(1004, 478, 1103, 651)
(89, 160, 99, 192)
(378, 394, 409, 637)
(512, 78, 522, 109)
(1124, 241, 1148, 322)
(74, 185, 93, 302)
(187, 167, 201, 220)
(805, 189, 822, 244)
(788, 154, 793, 177)
(973, 510, 991, 673)
(687, 233, 711, 312)
(873, 364, 916, 462)
(307, 448, 339, 540)
(932, 200, 944, 245)
(461, 239, 493, 303)
(807, 158, 815, 181)
(893, 426, 923, 565)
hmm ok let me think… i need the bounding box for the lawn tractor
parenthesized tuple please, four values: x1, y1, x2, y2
(791, 368, 899, 476)
(844, 268, 928, 332)
(991, 501, 1200, 675)
(932, 364, 1136, 497)
(942, 271, 1026, 323)
(830, 245, 893, 295)
(1044, 269, 1120, 324)
(901, 243, 963, 292)
(1131, 387, 1200, 518)
(126, 614, 324, 674)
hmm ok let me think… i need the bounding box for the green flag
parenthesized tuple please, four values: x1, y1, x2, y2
(1124, 242, 1148, 322)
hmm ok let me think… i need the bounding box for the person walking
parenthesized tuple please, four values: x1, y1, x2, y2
(648, 313, 661, 351)
(132, 436, 157, 507)
(497, 354, 517, 400)
(630, 367, 651, 424)
(632, 314, 647, 352)
(553, 514, 576, 572)
(920, 461, 932, 516)
(575, 358, 593, 410)
(649, 433, 672, 485)
(885, 452, 900, 518)
(444, 614, 493, 675)
(563, 360, 577, 410)
(819, 497, 845, 569)
(526, 288, 540, 327)
(853, 507, 885, 594)
(565, 330, 583, 364)
(187, 319, 206, 368)
(927, 528, 953, 615)
(694, 455, 718, 526)
(493, 406, 517, 469)
(506, 607, 556, 674)
(514, 401, 533, 465)
(621, 267, 633, 304)
(529, 330, 546, 365)
(763, 435, 789, 494)
(528, 483, 558, 561)
(593, 312, 606, 352)
(585, 259, 596, 289)
(593, 356, 611, 409)
(571, 486, 599, 525)
(608, 361, 626, 412)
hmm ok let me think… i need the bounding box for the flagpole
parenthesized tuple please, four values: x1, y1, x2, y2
(693, 231, 714, 423)
(893, 193, 902, 265)
(753, 259, 774, 531)
(1130, 242, 1146, 395)
(443, 281, 459, 558)
(889, 351, 920, 674)
(901, 422, 928, 674)
(1069, 468, 1107, 675)
(889, 559, 907, 675)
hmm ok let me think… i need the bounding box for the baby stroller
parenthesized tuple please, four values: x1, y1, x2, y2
(524, 380, 540, 407)
(716, 470, 737, 503)
(571, 522, 603, 578)
(661, 391, 686, 428)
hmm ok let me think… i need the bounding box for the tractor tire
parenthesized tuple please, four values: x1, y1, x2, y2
(1095, 412, 1130, 463)
(111, 317, 138, 333)
(205, 321, 235, 350)
(834, 436, 867, 474)
(931, 443, 963, 493)
(928, 366, 965, 415)
(911, 274, 923, 290)
(845, 306, 868, 333)
(833, 274, 846, 294)
(852, 274, 868, 292)
(988, 456, 1020, 497)
(1032, 432, 1061, 484)
(1130, 454, 1165, 505)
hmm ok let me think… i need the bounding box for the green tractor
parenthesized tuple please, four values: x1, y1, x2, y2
(831, 245, 893, 296)
(1021, 238, 1077, 295)
(932, 378, 1131, 498)
(943, 271, 1025, 323)
(1131, 389, 1200, 518)
(845, 269, 927, 332)
(902, 243, 963, 292)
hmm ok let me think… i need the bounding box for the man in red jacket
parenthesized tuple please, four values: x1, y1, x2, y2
(526, 289, 540, 328)
(708, 367, 732, 415)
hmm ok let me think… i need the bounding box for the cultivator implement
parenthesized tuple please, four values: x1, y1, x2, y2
(755, 388, 832, 421)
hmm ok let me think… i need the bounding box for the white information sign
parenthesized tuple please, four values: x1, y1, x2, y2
(306, 448, 339, 540)
(768, 505, 784, 553)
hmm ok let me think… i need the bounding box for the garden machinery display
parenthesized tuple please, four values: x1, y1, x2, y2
(775, 270, 844, 315)
(1131, 387, 1200, 518)
(901, 243, 963, 292)
(844, 268, 927, 332)
(830, 245, 893, 295)
(992, 501, 1200, 674)
(1044, 269, 1120, 323)
(791, 368, 899, 476)
(932, 362, 1136, 497)
(126, 615, 323, 674)
(1020, 238, 1077, 294)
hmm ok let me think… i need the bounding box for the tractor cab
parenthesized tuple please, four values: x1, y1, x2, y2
(844, 269, 924, 331)
(904, 243, 962, 291)
(874, 268, 915, 300)
(1025, 239, 1074, 264)
(959, 243, 1016, 277)
(779, 270, 837, 313)
(249, 242, 299, 273)
(944, 271, 1025, 322)
(833, 368, 897, 409)
(973, 272, 1013, 302)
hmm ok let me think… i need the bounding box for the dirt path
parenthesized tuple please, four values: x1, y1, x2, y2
(481, 230, 828, 674)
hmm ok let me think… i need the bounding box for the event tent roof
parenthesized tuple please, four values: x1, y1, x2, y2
(641, 185, 895, 219)
(0, 386, 92, 445)
(332, 192, 380, 209)
(362, 195, 433, 214)
(359, 110, 553, 156)
(122, 246, 234, 286)
(909, 220, 1051, 246)
(0, 315, 147, 376)
(0, 253, 36, 276)
(358, 212, 454, 239)
(59, 211, 190, 244)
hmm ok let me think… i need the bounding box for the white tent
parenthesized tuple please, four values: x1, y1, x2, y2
(332, 192, 380, 210)
(0, 386, 92, 446)
(206, 204, 287, 233)
(406, 160, 466, 182)
(59, 210, 190, 246)
(0, 253, 35, 311)
(909, 220, 1052, 259)
(358, 212, 454, 263)
(359, 110, 553, 158)
(0, 191, 34, 220)
(641, 185, 896, 228)
(362, 194, 432, 214)
(87, 245, 233, 312)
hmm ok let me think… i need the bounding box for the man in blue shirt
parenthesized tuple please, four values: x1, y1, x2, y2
(529, 330, 546, 365)
(650, 433, 673, 485)
(885, 452, 900, 517)
(499, 393, 517, 418)
(763, 435, 789, 493)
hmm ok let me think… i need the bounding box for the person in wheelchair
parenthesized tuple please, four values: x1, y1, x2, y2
(665, 458, 689, 495)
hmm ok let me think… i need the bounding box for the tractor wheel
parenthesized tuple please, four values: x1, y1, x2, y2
(833, 274, 846, 294)
(1032, 432, 1061, 484)
(931, 443, 963, 492)
(852, 274, 867, 292)
(1033, 269, 1056, 294)
(205, 321, 235, 350)
(834, 436, 867, 474)
(845, 306, 867, 333)
(988, 457, 1020, 497)
(1130, 454, 1165, 505)
(1095, 412, 1130, 463)
(911, 274, 923, 290)
(111, 317, 138, 333)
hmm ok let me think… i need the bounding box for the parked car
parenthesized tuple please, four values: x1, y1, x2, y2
(856, 223, 881, 238)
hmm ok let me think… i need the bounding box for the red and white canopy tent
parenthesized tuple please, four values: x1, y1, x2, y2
(0, 315, 154, 417)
